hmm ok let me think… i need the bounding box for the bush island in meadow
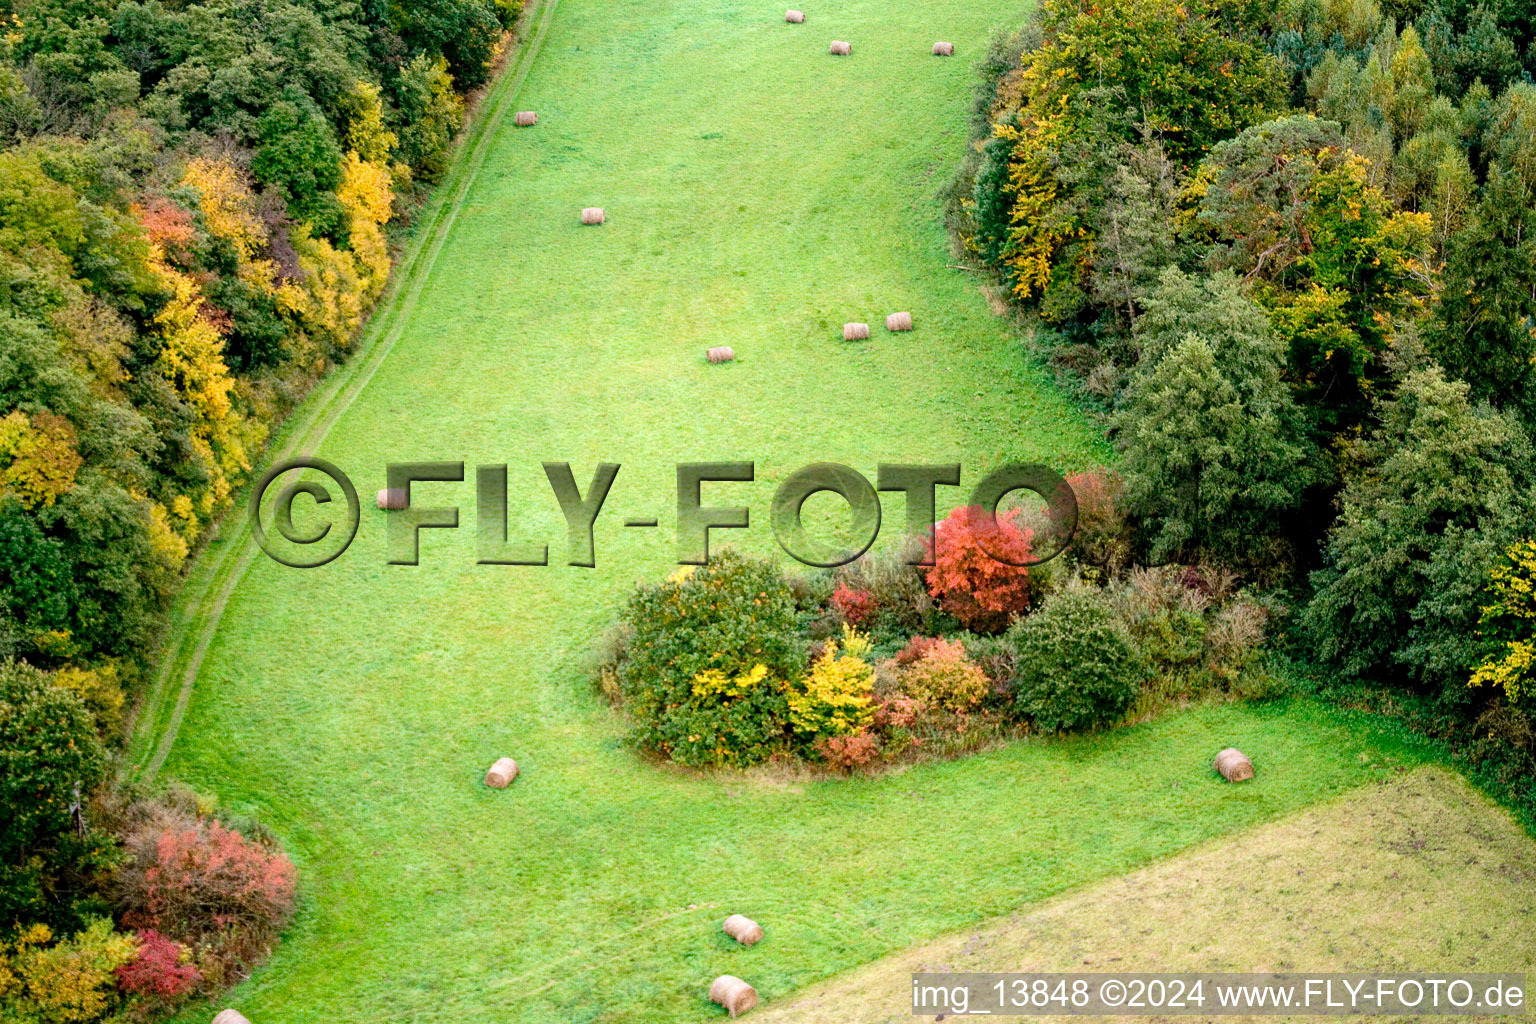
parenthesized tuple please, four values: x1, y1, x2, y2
(615, 552, 804, 767)
(1007, 583, 1148, 732)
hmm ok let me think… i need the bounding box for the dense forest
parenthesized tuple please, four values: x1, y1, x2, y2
(0, 0, 524, 678)
(950, 0, 1536, 809)
(0, 0, 518, 1016)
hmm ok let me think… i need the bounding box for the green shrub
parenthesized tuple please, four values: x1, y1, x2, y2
(251, 89, 344, 232)
(1204, 598, 1271, 682)
(47, 663, 124, 736)
(395, 55, 465, 183)
(960, 633, 1017, 704)
(1105, 566, 1275, 695)
(1006, 584, 1147, 732)
(615, 552, 805, 767)
(1111, 567, 1211, 677)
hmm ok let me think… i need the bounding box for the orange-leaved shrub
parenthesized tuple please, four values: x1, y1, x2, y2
(893, 635, 947, 666)
(924, 505, 1035, 632)
(896, 637, 990, 712)
(815, 730, 879, 771)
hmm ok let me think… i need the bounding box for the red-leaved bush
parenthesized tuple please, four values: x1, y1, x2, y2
(132, 198, 196, 264)
(115, 810, 296, 988)
(116, 930, 202, 999)
(893, 635, 946, 666)
(923, 505, 1034, 632)
(872, 694, 923, 728)
(830, 581, 876, 624)
(815, 729, 879, 771)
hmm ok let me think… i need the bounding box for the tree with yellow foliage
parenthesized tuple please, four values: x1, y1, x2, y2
(0, 410, 82, 507)
(337, 151, 395, 302)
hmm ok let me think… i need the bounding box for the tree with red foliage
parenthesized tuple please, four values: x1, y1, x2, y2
(923, 505, 1034, 632)
(131, 197, 197, 265)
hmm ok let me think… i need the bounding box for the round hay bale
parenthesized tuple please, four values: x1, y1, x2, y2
(484, 757, 519, 788)
(709, 975, 759, 1017)
(1214, 747, 1254, 782)
(785, 8, 804, 21)
(885, 311, 913, 331)
(212, 1012, 252, 1024)
(829, 40, 851, 55)
(376, 487, 407, 510)
(514, 111, 537, 126)
(842, 322, 869, 341)
(581, 207, 605, 225)
(722, 914, 764, 946)
(932, 41, 955, 56)
(706, 346, 735, 364)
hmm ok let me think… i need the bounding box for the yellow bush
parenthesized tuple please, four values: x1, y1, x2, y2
(1471, 539, 1536, 705)
(49, 663, 125, 734)
(789, 625, 875, 737)
(180, 157, 269, 264)
(337, 152, 394, 301)
(291, 230, 366, 354)
(144, 251, 249, 540)
(0, 918, 137, 1024)
(339, 80, 398, 164)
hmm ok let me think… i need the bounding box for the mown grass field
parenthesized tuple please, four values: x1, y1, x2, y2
(128, 0, 1494, 1021)
(757, 766, 1536, 1024)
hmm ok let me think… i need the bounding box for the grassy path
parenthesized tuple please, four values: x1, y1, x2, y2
(140, 1, 1432, 1021)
